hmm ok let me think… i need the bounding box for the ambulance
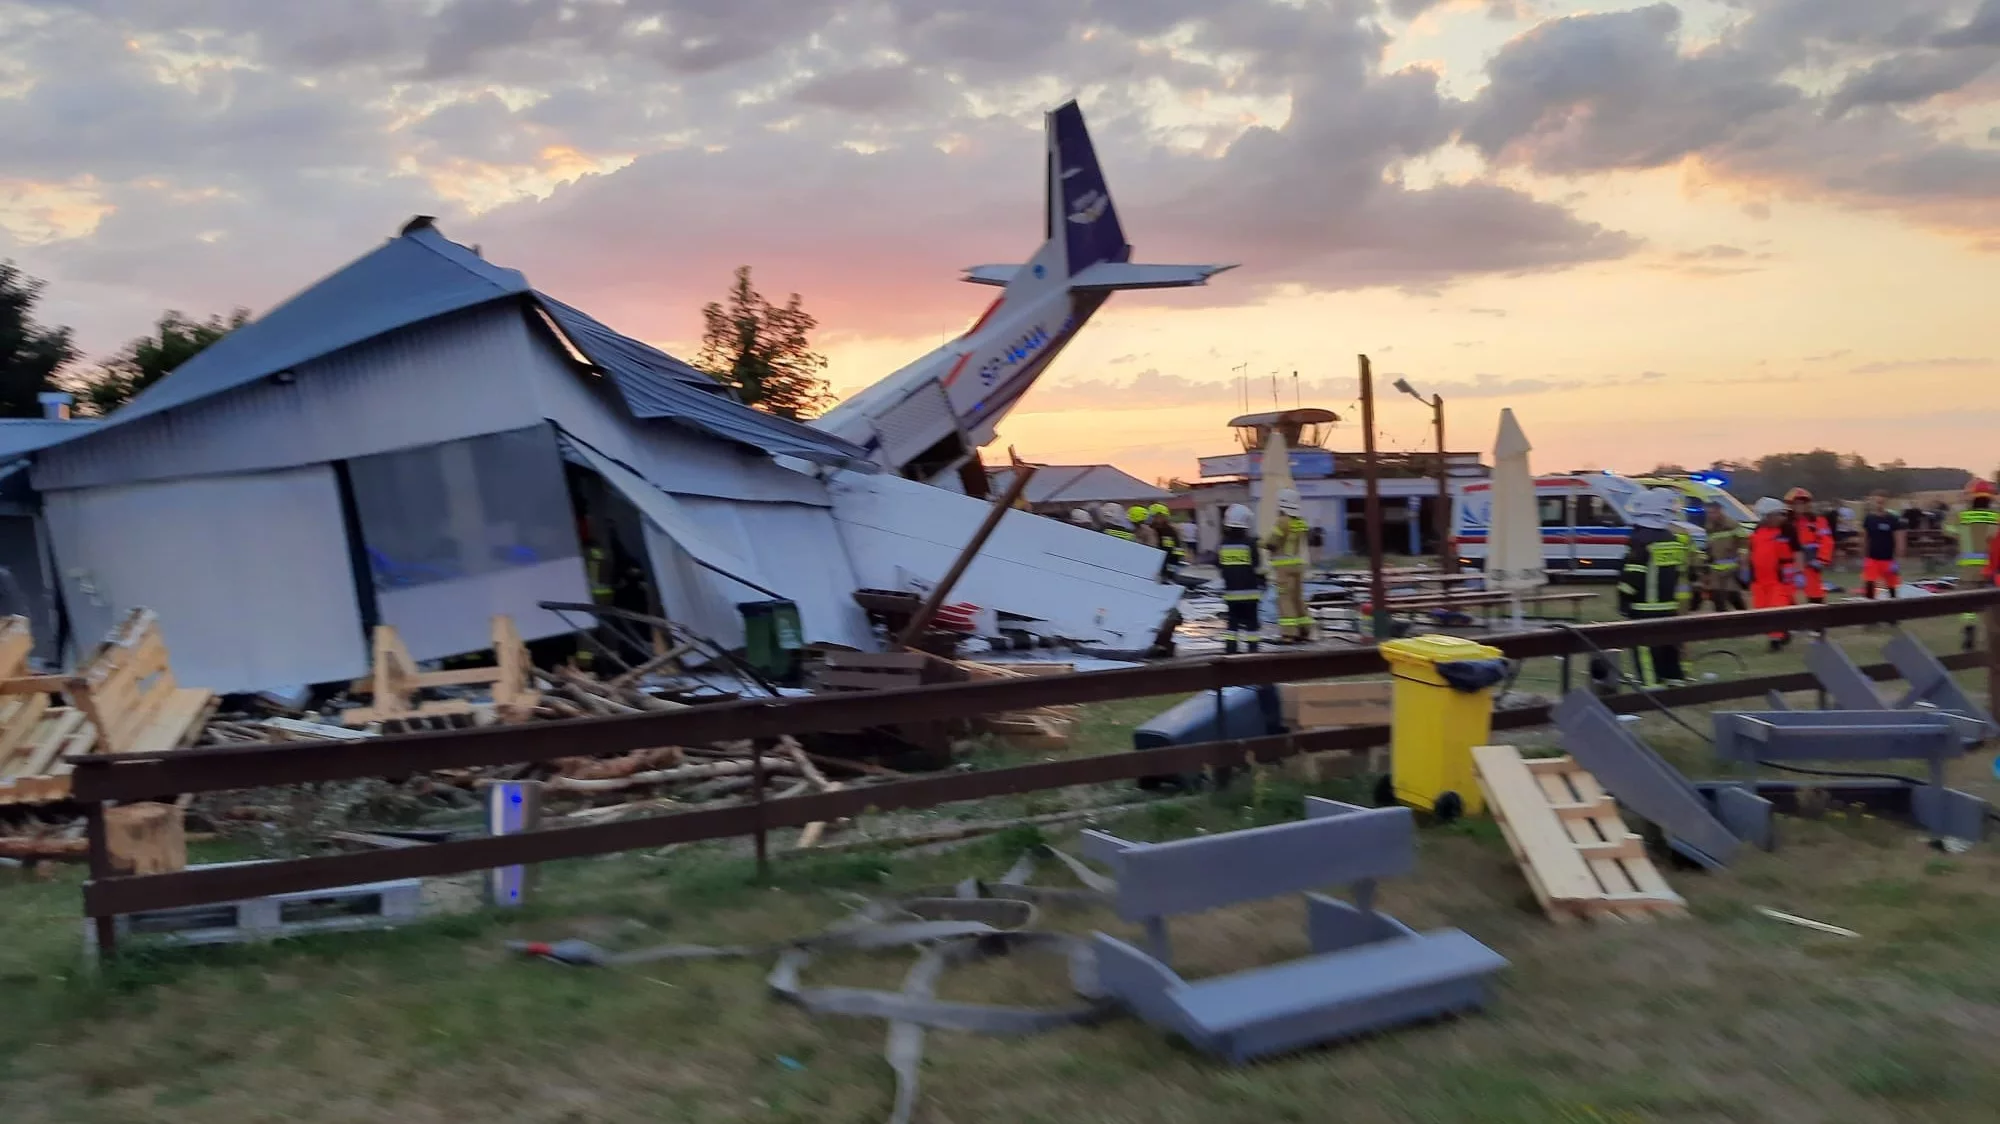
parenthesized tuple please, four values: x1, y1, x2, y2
(1634, 474, 1757, 529)
(1454, 472, 1701, 577)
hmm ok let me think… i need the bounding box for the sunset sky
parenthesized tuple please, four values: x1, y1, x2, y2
(5, 0, 1999, 484)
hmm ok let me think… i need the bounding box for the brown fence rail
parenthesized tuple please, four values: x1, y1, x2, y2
(72, 589, 2000, 953)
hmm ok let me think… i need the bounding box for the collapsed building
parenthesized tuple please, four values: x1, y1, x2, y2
(0, 222, 1179, 693)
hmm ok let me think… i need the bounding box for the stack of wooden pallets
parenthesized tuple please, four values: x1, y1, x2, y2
(0, 610, 215, 804)
(1472, 744, 1686, 923)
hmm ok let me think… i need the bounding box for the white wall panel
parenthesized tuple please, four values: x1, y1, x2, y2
(41, 467, 368, 691)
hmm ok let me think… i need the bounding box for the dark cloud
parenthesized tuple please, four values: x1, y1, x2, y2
(791, 65, 927, 113)
(1935, 0, 2000, 49)
(1824, 50, 1998, 117)
(1, 0, 1634, 352)
(1462, 0, 2000, 239)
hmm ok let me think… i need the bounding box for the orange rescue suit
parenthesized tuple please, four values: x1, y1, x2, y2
(1746, 524, 1797, 639)
(1789, 512, 1833, 601)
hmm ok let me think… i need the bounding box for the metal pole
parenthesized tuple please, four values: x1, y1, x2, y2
(1434, 396, 1454, 574)
(1359, 356, 1390, 640)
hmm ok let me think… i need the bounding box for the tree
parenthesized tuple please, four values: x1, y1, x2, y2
(63, 308, 249, 416)
(0, 262, 79, 418)
(695, 266, 833, 419)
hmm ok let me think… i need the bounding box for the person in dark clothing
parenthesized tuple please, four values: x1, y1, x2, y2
(1217, 503, 1265, 654)
(1860, 491, 1905, 600)
(1617, 489, 1689, 685)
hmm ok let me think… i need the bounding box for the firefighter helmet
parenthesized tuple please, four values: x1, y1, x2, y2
(1224, 503, 1253, 529)
(1277, 487, 1302, 515)
(1100, 502, 1126, 525)
(1968, 478, 1996, 497)
(1069, 508, 1093, 527)
(1783, 486, 1813, 503)
(1754, 497, 1786, 517)
(1127, 505, 1149, 524)
(1149, 502, 1171, 518)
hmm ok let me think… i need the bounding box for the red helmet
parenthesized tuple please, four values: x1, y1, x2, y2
(1968, 478, 1996, 497)
(1783, 487, 1813, 503)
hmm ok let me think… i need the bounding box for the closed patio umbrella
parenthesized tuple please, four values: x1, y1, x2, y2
(1486, 408, 1548, 627)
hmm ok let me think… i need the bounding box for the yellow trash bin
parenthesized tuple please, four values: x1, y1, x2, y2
(1379, 634, 1504, 820)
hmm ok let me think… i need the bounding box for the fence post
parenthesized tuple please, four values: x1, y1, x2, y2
(84, 800, 118, 961)
(1986, 605, 2000, 714)
(752, 742, 769, 881)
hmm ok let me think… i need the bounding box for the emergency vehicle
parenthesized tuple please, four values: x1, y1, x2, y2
(1453, 472, 1703, 577)
(1635, 475, 1757, 528)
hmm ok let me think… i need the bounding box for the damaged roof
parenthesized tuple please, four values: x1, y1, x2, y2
(990, 464, 1172, 506)
(56, 220, 870, 468)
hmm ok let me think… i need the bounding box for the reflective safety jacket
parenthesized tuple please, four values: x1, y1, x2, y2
(1790, 513, 1833, 571)
(1264, 515, 1309, 568)
(1954, 504, 1998, 566)
(1705, 524, 1746, 570)
(1156, 524, 1186, 564)
(1617, 526, 1687, 612)
(586, 546, 613, 602)
(1218, 530, 1264, 601)
(1745, 524, 1795, 587)
(1104, 526, 1136, 543)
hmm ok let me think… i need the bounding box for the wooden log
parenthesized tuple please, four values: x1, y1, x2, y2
(543, 757, 799, 793)
(104, 802, 187, 875)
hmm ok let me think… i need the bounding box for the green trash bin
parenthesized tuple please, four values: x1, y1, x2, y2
(739, 599, 804, 685)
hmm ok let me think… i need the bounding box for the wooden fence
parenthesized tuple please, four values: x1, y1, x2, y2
(71, 589, 2000, 955)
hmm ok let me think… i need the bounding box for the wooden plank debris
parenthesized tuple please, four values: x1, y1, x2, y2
(1473, 744, 1685, 923)
(0, 611, 210, 804)
(343, 616, 539, 726)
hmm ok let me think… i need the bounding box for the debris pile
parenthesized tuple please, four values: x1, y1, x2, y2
(3, 610, 1096, 865)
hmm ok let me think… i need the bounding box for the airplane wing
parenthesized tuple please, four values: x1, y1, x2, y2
(961, 265, 1019, 286)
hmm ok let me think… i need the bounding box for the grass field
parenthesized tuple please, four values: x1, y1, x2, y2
(3, 573, 1998, 1124)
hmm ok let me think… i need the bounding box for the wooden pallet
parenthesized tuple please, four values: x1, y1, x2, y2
(1472, 744, 1686, 923)
(343, 616, 538, 726)
(0, 611, 212, 804)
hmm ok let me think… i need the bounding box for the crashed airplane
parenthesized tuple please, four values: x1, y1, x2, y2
(814, 101, 1233, 489)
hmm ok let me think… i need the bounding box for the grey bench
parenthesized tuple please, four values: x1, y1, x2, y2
(1799, 632, 1996, 740)
(1081, 798, 1506, 1064)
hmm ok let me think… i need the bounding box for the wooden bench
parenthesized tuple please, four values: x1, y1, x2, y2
(1313, 589, 1595, 632)
(1082, 798, 1507, 1063)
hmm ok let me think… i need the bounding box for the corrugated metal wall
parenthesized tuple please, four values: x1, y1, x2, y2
(32, 305, 549, 492)
(41, 466, 370, 691)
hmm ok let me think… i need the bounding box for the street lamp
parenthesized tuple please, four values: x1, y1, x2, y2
(1392, 378, 1455, 573)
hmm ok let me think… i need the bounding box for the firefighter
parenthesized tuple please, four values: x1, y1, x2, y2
(1952, 478, 1999, 649)
(1746, 497, 1797, 650)
(1702, 500, 1747, 611)
(1217, 503, 1264, 653)
(1617, 489, 1690, 686)
(1662, 489, 1700, 613)
(1100, 502, 1135, 541)
(1149, 503, 1186, 576)
(1785, 487, 1833, 603)
(1128, 505, 1159, 548)
(1263, 487, 1313, 642)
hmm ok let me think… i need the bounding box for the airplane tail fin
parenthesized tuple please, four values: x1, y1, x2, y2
(965, 101, 1233, 296)
(1049, 101, 1130, 278)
